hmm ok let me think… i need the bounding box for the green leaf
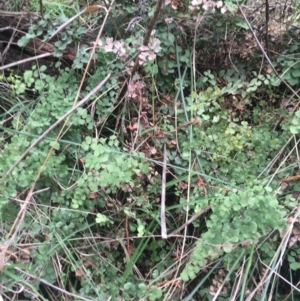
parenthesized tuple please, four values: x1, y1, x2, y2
(138, 283, 147, 291)
(34, 79, 45, 91)
(55, 40, 68, 50)
(168, 33, 175, 44)
(96, 213, 110, 224)
(249, 221, 257, 232)
(137, 220, 145, 236)
(290, 125, 300, 134)
(223, 244, 233, 253)
(234, 17, 249, 29)
(50, 142, 60, 150)
(180, 270, 189, 282)
(124, 282, 134, 290)
(292, 69, 300, 77)
(53, 48, 63, 57)
(223, 197, 231, 208)
(212, 115, 220, 123)
(148, 287, 162, 301)
(17, 35, 32, 47)
(76, 26, 87, 35)
(16, 83, 26, 94)
(23, 70, 34, 86)
(40, 65, 47, 72)
(290, 261, 300, 270)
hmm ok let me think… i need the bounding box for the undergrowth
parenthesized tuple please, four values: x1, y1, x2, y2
(1, 0, 300, 300)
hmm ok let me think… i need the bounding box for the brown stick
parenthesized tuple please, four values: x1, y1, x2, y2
(168, 206, 211, 236)
(161, 144, 167, 238)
